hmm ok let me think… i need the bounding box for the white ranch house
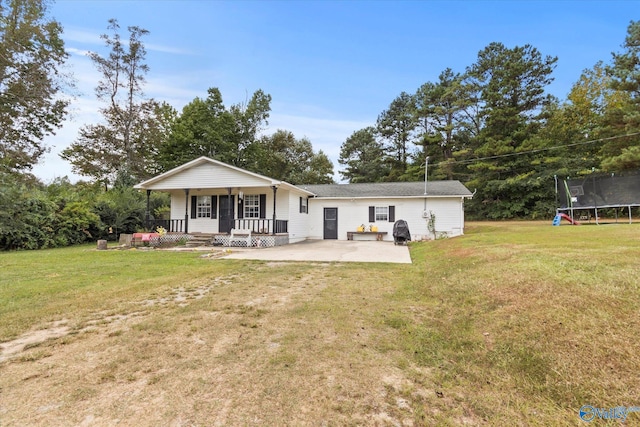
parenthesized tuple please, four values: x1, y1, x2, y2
(134, 157, 473, 246)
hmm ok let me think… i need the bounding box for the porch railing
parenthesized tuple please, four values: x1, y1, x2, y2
(234, 219, 288, 234)
(275, 220, 288, 233)
(149, 219, 184, 233)
(148, 218, 288, 234)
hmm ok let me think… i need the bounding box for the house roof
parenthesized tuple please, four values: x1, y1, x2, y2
(302, 181, 473, 198)
(135, 157, 472, 199)
(134, 156, 314, 195)
(134, 156, 276, 188)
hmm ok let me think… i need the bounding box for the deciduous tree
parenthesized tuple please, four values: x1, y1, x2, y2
(61, 19, 166, 183)
(157, 88, 271, 171)
(0, 0, 71, 173)
(253, 130, 334, 184)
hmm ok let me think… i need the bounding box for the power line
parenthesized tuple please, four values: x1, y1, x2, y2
(432, 131, 640, 167)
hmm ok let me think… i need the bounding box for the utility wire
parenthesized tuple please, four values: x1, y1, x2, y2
(431, 131, 640, 167)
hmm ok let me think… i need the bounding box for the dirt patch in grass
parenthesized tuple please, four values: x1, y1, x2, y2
(0, 320, 70, 363)
(0, 276, 236, 365)
(0, 266, 433, 426)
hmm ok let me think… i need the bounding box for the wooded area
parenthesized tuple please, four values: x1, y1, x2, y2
(340, 23, 640, 219)
(1, 0, 639, 249)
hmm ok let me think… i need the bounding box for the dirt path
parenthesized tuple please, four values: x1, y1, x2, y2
(0, 265, 424, 426)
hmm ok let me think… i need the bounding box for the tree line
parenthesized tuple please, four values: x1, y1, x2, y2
(1, 0, 639, 248)
(339, 22, 640, 219)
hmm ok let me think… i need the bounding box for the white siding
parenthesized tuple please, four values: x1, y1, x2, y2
(425, 197, 465, 237)
(307, 199, 400, 241)
(170, 190, 186, 221)
(170, 190, 220, 234)
(307, 197, 465, 241)
(287, 192, 311, 243)
(147, 163, 272, 190)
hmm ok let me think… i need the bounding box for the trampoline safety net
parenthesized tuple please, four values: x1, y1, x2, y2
(557, 170, 640, 210)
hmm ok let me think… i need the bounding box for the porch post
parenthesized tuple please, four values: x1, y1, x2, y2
(227, 187, 232, 232)
(272, 185, 278, 235)
(184, 189, 190, 233)
(145, 189, 151, 231)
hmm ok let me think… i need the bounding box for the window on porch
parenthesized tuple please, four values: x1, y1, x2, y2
(243, 194, 260, 218)
(197, 196, 212, 218)
(191, 195, 217, 219)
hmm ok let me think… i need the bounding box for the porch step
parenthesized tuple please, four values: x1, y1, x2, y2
(185, 233, 216, 247)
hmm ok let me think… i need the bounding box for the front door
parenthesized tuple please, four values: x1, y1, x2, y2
(219, 195, 235, 233)
(323, 207, 338, 239)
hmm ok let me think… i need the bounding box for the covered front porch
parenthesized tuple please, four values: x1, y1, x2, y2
(142, 185, 289, 247)
(134, 157, 313, 247)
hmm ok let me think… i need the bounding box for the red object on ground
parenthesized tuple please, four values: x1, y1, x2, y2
(558, 213, 580, 225)
(132, 232, 160, 242)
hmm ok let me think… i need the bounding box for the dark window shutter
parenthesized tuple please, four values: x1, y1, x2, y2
(299, 196, 303, 213)
(259, 194, 267, 219)
(238, 197, 244, 219)
(369, 206, 375, 222)
(191, 196, 197, 219)
(211, 195, 217, 219)
(389, 206, 395, 222)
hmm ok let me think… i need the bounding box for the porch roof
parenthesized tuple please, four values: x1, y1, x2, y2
(134, 156, 314, 195)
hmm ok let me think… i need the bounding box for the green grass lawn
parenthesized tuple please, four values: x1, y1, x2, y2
(1, 222, 639, 425)
(0, 245, 240, 339)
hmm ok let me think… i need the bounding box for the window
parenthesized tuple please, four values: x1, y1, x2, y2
(299, 197, 308, 214)
(197, 196, 211, 218)
(369, 205, 395, 222)
(244, 194, 260, 218)
(375, 206, 388, 222)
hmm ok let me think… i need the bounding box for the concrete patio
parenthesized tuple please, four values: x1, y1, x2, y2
(219, 239, 412, 264)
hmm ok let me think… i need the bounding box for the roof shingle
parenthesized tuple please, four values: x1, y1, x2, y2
(302, 181, 472, 198)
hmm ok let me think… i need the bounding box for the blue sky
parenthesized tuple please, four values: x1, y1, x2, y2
(33, 0, 638, 182)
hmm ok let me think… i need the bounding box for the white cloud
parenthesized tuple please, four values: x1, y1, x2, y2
(266, 113, 373, 182)
(62, 28, 101, 45)
(67, 47, 91, 57)
(146, 43, 195, 56)
(144, 74, 204, 109)
(267, 113, 371, 157)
